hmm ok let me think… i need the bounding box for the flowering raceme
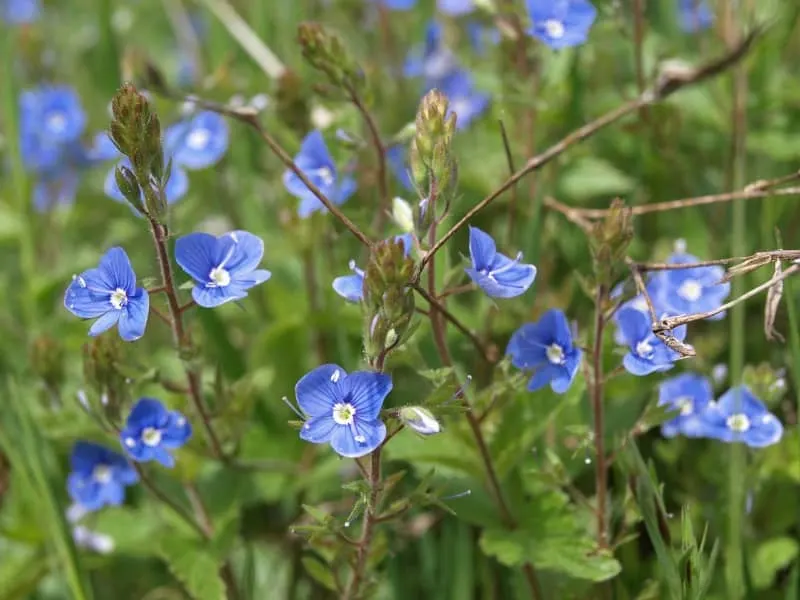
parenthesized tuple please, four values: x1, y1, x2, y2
(120, 398, 193, 468)
(66, 441, 139, 511)
(465, 226, 537, 298)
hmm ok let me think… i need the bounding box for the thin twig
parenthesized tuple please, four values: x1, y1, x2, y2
(135, 465, 207, 539)
(631, 250, 800, 272)
(499, 120, 520, 244)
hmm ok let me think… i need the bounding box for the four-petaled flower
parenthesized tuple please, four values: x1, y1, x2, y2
(333, 234, 413, 302)
(282, 130, 357, 218)
(526, 0, 598, 49)
(296, 364, 392, 458)
(659, 250, 730, 320)
(617, 308, 687, 376)
(175, 230, 272, 308)
(64, 247, 150, 341)
(465, 226, 536, 298)
(699, 386, 783, 448)
(507, 308, 582, 394)
(658, 373, 713, 438)
(66, 441, 139, 511)
(678, 0, 713, 32)
(120, 398, 193, 468)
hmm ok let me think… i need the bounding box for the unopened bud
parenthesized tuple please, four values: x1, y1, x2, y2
(400, 406, 442, 436)
(392, 197, 414, 233)
(115, 165, 144, 214)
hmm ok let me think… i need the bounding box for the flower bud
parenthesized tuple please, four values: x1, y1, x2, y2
(400, 406, 442, 436)
(115, 165, 144, 214)
(392, 197, 414, 233)
(297, 22, 363, 91)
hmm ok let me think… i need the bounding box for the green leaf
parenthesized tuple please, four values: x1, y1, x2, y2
(558, 157, 636, 202)
(751, 537, 799, 590)
(301, 555, 337, 591)
(159, 537, 226, 600)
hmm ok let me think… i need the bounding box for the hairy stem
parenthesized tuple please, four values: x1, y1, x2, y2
(590, 284, 609, 549)
(343, 449, 382, 600)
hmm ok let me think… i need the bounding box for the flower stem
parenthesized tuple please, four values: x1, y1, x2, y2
(147, 218, 226, 461)
(590, 283, 609, 549)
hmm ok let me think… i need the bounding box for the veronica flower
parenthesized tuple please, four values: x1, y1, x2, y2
(659, 250, 730, 320)
(617, 307, 687, 376)
(526, 0, 598, 49)
(64, 247, 150, 341)
(699, 386, 783, 448)
(282, 130, 357, 218)
(120, 398, 193, 468)
(2, 0, 41, 23)
(175, 230, 272, 308)
(66, 441, 139, 512)
(678, 0, 713, 32)
(333, 234, 413, 302)
(507, 308, 582, 394)
(404, 21, 461, 85)
(296, 364, 392, 458)
(658, 373, 713, 438)
(465, 226, 536, 298)
(610, 277, 669, 345)
(439, 70, 491, 131)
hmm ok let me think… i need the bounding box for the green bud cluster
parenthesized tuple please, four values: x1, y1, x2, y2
(362, 238, 416, 364)
(81, 335, 129, 421)
(589, 198, 634, 287)
(297, 22, 364, 92)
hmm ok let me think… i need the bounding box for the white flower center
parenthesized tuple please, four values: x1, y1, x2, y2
(726, 413, 751, 433)
(109, 288, 128, 310)
(544, 19, 565, 39)
(676, 396, 694, 416)
(142, 427, 162, 447)
(636, 339, 654, 359)
(314, 166, 335, 187)
(186, 128, 210, 150)
(92, 465, 112, 484)
(546, 343, 565, 365)
(332, 402, 356, 425)
(208, 266, 231, 287)
(678, 279, 703, 302)
(46, 111, 67, 134)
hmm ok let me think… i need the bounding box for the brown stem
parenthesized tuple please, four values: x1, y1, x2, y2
(590, 284, 609, 549)
(632, 0, 649, 123)
(343, 449, 382, 600)
(150, 305, 172, 326)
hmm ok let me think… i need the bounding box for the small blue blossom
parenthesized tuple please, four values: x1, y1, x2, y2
(660, 251, 730, 320)
(610, 277, 669, 345)
(175, 230, 272, 308)
(64, 247, 150, 341)
(438, 0, 475, 16)
(439, 70, 491, 131)
(333, 234, 413, 302)
(678, 0, 713, 32)
(282, 130, 357, 218)
(465, 226, 536, 298)
(526, 0, 597, 49)
(507, 308, 582, 394)
(404, 21, 461, 85)
(120, 398, 193, 468)
(617, 307, 687, 376)
(699, 386, 783, 448)
(2, 0, 41, 23)
(658, 373, 714, 438)
(296, 364, 392, 458)
(66, 441, 139, 512)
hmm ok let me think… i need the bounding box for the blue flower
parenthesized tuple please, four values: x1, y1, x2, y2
(296, 364, 392, 458)
(699, 386, 783, 448)
(175, 230, 272, 308)
(658, 373, 713, 438)
(164, 110, 229, 170)
(378, 0, 417, 8)
(465, 226, 536, 298)
(610, 277, 669, 345)
(2, 0, 41, 23)
(617, 307, 687, 376)
(438, 0, 475, 16)
(387, 145, 414, 191)
(678, 0, 713, 32)
(64, 247, 150, 341)
(507, 308, 582, 394)
(66, 441, 139, 512)
(526, 0, 597, 49)
(120, 398, 193, 468)
(659, 251, 730, 320)
(282, 130, 357, 218)
(404, 21, 461, 84)
(439, 70, 491, 131)
(333, 234, 413, 302)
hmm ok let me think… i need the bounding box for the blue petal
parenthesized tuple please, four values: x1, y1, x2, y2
(743, 414, 784, 448)
(175, 232, 218, 284)
(536, 309, 573, 348)
(167, 111, 229, 169)
(299, 415, 337, 443)
(70, 441, 113, 474)
(345, 371, 393, 421)
(118, 291, 149, 341)
(382, 0, 416, 9)
(506, 323, 548, 369)
(617, 307, 650, 346)
(490, 263, 537, 298)
(527, 365, 556, 392)
(333, 176, 357, 205)
(438, 0, 474, 15)
(87, 131, 121, 163)
(164, 164, 189, 204)
(623, 352, 672, 376)
(232, 269, 272, 289)
(295, 364, 347, 417)
(65, 278, 112, 319)
(191, 282, 249, 308)
(224, 231, 266, 274)
(715, 386, 765, 417)
(33, 169, 80, 212)
(333, 273, 365, 302)
(386, 145, 413, 191)
(330, 419, 386, 458)
(67, 474, 106, 511)
(126, 397, 170, 429)
(161, 412, 193, 448)
(297, 194, 326, 218)
(467, 226, 496, 270)
(99, 247, 137, 294)
(298, 130, 333, 168)
(88, 311, 121, 336)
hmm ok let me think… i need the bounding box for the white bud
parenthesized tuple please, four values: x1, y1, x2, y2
(400, 406, 441, 436)
(250, 93, 271, 112)
(392, 197, 414, 233)
(711, 363, 728, 384)
(310, 105, 335, 129)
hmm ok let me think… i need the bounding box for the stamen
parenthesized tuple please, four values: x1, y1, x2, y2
(281, 396, 306, 419)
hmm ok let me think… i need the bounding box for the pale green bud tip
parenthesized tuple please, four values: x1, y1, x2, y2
(392, 197, 414, 233)
(400, 406, 441, 436)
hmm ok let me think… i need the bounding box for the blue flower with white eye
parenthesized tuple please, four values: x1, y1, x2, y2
(64, 247, 150, 341)
(282, 130, 357, 218)
(438, 70, 491, 131)
(438, 0, 475, 16)
(120, 398, 193, 468)
(526, 0, 597, 49)
(507, 308, 583, 394)
(660, 251, 730, 320)
(164, 110, 229, 169)
(465, 226, 536, 298)
(175, 230, 272, 308)
(66, 441, 139, 512)
(333, 234, 413, 302)
(678, 0, 713, 32)
(617, 307, 687, 376)
(658, 373, 713, 438)
(699, 386, 783, 448)
(296, 364, 392, 458)
(610, 277, 669, 345)
(2, 0, 41, 23)
(404, 21, 461, 85)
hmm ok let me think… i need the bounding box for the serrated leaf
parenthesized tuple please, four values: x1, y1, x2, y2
(159, 537, 226, 600)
